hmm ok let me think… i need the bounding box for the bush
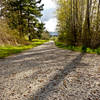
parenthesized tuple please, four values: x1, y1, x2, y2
(50, 37, 58, 41)
(41, 31, 50, 40)
(0, 19, 24, 46)
(96, 48, 100, 55)
(55, 41, 100, 55)
(81, 46, 87, 53)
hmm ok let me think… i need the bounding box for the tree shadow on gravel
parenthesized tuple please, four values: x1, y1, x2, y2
(29, 53, 87, 100)
(0, 46, 73, 78)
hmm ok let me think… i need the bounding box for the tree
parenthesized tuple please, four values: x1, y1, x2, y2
(56, 0, 100, 48)
(2, 0, 44, 40)
(82, 0, 91, 47)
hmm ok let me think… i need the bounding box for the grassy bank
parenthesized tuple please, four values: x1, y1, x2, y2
(0, 39, 48, 58)
(55, 41, 100, 55)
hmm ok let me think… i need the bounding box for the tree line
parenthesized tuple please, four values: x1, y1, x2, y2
(57, 0, 100, 49)
(0, 0, 50, 41)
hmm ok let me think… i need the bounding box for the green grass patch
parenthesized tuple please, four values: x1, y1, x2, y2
(55, 41, 100, 54)
(0, 39, 48, 58)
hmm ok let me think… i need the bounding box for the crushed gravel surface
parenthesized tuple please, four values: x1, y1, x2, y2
(0, 41, 100, 100)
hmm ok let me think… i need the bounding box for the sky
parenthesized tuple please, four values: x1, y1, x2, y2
(41, 0, 57, 32)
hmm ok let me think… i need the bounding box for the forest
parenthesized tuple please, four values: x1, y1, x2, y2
(57, 0, 100, 49)
(0, 0, 100, 51)
(0, 0, 50, 43)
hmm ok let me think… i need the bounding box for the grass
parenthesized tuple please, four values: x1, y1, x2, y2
(0, 39, 48, 58)
(55, 41, 100, 55)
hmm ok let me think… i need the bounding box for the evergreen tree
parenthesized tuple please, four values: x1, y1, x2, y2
(2, 0, 44, 40)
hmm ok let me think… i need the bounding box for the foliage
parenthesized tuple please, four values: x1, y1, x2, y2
(50, 37, 58, 42)
(41, 30, 50, 40)
(56, 0, 100, 48)
(0, 19, 23, 45)
(0, 39, 48, 58)
(1, 0, 44, 40)
(55, 41, 100, 55)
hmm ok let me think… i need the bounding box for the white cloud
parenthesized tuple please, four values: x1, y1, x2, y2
(44, 18, 57, 32)
(41, 0, 56, 9)
(41, 0, 57, 32)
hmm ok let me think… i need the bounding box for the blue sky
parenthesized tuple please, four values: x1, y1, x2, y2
(41, 0, 57, 32)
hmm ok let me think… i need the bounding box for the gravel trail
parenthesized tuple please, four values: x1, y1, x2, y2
(0, 41, 100, 100)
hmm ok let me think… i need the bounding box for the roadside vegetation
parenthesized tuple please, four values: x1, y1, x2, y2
(0, 0, 50, 58)
(50, 37, 58, 41)
(56, 0, 100, 50)
(0, 39, 48, 58)
(0, 19, 22, 46)
(55, 41, 100, 55)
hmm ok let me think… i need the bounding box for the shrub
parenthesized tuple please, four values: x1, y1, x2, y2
(0, 19, 24, 46)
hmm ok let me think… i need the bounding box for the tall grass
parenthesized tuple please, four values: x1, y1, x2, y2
(0, 19, 24, 45)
